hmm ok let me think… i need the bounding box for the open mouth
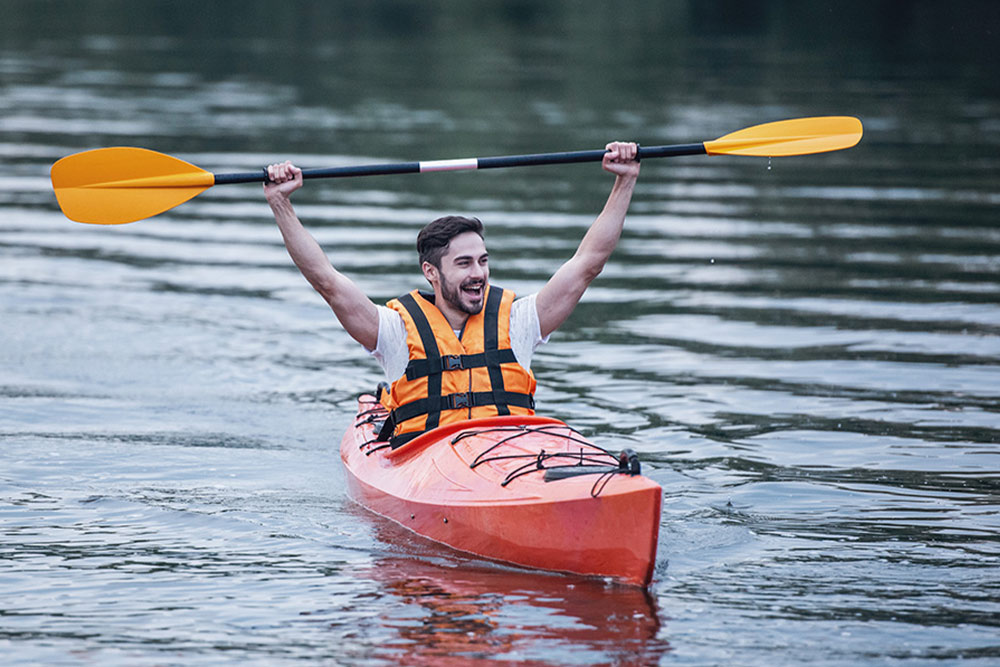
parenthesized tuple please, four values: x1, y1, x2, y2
(461, 281, 484, 299)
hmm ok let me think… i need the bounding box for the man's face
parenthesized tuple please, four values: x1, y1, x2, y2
(432, 231, 489, 316)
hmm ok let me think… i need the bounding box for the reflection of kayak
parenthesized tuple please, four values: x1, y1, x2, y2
(340, 395, 662, 586)
(361, 553, 669, 665)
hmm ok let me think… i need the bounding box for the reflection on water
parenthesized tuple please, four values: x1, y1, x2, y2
(2, 1, 999, 664)
(362, 547, 667, 665)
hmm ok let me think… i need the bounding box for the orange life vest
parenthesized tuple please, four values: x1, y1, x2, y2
(380, 285, 536, 447)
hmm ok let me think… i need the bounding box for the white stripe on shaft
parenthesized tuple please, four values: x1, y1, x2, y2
(419, 158, 480, 173)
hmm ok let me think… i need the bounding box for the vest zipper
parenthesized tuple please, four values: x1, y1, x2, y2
(467, 368, 473, 419)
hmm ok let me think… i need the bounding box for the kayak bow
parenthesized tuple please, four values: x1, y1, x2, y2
(340, 395, 662, 586)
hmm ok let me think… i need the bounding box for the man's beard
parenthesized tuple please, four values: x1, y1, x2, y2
(440, 272, 486, 315)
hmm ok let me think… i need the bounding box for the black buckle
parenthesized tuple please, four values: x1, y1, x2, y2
(443, 355, 464, 371)
(447, 392, 472, 409)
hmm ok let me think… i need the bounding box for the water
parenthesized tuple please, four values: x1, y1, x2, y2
(2, 1, 999, 664)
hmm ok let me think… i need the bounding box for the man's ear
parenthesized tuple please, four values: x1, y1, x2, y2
(421, 261, 438, 285)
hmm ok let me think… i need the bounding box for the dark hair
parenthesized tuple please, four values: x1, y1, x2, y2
(416, 216, 484, 268)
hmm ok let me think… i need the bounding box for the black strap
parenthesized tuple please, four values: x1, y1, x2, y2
(482, 286, 510, 416)
(404, 349, 518, 380)
(397, 293, 443, 432)
(390, 390, 534, 425)
(376, 412, 395, 442)
(397, 293, 440, 358)
(389, 430, 423, 449)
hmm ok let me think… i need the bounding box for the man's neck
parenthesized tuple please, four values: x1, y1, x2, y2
(433, 293, 470, 333)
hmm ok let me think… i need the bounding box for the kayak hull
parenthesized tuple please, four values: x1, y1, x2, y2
(340, 396, 662, 586)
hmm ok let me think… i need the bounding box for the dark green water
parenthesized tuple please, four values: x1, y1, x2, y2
(2, 1, 999, 664)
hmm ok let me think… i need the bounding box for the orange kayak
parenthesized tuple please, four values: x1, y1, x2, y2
(340, 395, 662, 586)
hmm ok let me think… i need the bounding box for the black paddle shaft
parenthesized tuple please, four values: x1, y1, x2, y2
(212, 143, 707, 185)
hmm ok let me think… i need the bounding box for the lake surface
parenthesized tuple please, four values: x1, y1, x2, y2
(2, 1, 999, 664)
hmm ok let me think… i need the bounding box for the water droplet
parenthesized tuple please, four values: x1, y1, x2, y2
(767, 157, 772, 171)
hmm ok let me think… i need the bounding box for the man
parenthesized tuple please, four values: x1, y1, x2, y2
(265, 142, 639, 446)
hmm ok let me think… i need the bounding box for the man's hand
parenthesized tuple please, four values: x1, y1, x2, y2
(602, 141, 640, 179)
(264, 161, 303, 203)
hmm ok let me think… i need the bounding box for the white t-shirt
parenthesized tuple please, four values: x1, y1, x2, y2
(368, 293, 548, 383)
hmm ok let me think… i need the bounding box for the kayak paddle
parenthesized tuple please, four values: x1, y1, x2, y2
(51, 116, 862, 225)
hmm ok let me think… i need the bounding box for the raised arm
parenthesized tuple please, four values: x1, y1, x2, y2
(535, 142, 640, 338)
(264, 161, 379, 350)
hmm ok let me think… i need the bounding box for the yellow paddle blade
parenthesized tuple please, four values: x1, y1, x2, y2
(51, 147, 215, 224)
(704, 116, 863, 157)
